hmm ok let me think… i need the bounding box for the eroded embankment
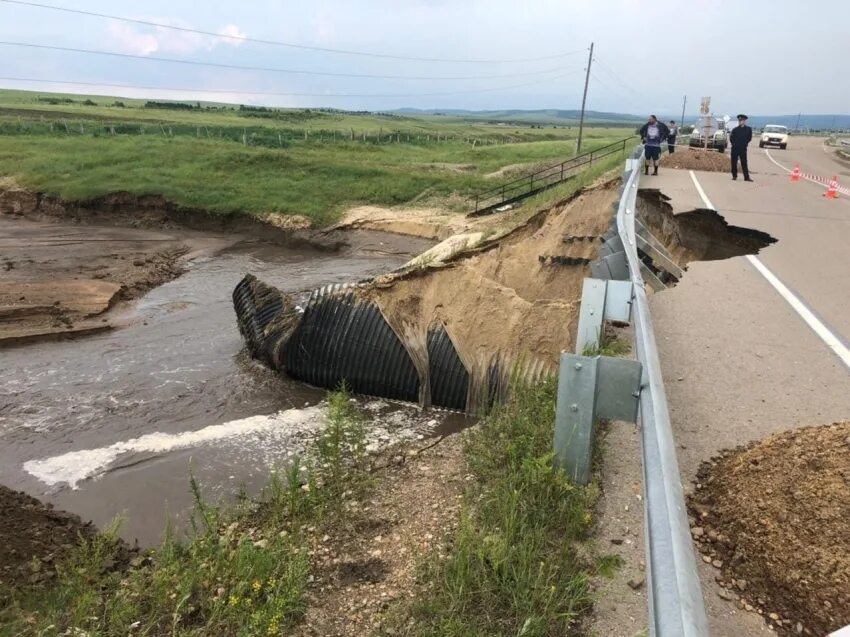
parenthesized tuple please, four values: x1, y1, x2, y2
(0, 214, 192, 345)
(0, 184, 358, 345)
(233, 181, 776, 413)
(0, 185, 347, 249)
(235, 186, 617, 413)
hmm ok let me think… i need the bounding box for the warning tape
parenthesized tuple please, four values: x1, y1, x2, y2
(796, 172, 850, 196)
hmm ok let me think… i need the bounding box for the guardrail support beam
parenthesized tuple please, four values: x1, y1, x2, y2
(553, 353, 642, 485)
(575, 278, 634, 353)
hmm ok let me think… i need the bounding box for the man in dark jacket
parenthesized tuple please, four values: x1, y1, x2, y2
(729, 114, 753, 181)
(639, 115, 670, 176)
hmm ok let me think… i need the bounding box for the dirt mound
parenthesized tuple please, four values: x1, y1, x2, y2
(688, 422, 850, 636)
(661, 148, 729, 172)
(0, 485, 98, 591)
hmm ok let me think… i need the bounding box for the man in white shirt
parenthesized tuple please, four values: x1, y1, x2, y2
(667, 120, 679, 154)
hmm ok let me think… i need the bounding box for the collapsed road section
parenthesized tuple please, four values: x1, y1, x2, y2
(233, 183, 776, 413)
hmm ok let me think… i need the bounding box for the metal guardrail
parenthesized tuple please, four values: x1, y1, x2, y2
(617, 146, 709, 636)
(471, 137, 633, 216)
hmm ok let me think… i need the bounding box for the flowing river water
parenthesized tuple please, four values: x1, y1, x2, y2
(0, 223, 461, 545)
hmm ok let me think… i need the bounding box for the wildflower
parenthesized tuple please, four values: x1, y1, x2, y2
(252, 580, 262, 593)
(228, 595, 240, 607)
(266, 617, 280, 635)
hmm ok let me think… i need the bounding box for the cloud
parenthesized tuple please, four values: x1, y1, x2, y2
(218, 24, 247, 45)
(106, 18, 248, 56)
(107, 21, 159, 56)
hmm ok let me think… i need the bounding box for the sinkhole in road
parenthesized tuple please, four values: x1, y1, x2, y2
(234, 184, 778, 413)
(637, 188, 777, 271)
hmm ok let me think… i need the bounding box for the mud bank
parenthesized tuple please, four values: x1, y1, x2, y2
(0, 484, 99, 589)
(0, 183, 416, 345)
(0, 215, 230, 345)
(0, 185, 347, 250)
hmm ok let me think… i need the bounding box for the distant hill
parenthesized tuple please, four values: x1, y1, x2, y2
(739, 114, 850, 131)
(399, 107, 850, 131)
(660, 112, 850, 131)
(394, 108, 645, 125)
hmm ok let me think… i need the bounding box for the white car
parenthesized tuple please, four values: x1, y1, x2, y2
(759, 125, 789, 149)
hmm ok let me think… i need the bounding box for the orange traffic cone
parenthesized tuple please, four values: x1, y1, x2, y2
(790, 164, 801, 182)
(824, 176, 839, 199)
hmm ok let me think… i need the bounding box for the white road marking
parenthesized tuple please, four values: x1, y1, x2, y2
(688, 170, 850, 370)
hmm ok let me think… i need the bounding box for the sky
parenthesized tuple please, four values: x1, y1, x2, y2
(2, 0, 849, 117)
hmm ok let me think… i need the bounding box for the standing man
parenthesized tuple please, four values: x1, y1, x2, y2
(639, 115, 670, 176)
(667, 120, 679, 154)
(730, 114, 753, 181)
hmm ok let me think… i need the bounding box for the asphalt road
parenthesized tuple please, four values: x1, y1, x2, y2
(643, 137, 850, 635)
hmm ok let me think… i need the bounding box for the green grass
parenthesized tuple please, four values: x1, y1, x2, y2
(581, 331, 631, 358)
(0, 88, 633, 225)
(390, 379, 598, 636)
(0, 389, 370, 637)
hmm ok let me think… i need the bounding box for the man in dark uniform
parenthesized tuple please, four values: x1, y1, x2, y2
(639, 115, 670, 176)
(729, 114, 753, 181)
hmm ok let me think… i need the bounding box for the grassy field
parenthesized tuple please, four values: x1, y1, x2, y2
(0, 89, 636, 225)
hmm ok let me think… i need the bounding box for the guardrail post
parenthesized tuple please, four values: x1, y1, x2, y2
(575, 278, 634, 353)
(553, 353, 641, 484)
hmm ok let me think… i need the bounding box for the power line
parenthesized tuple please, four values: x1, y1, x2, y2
(589, 71, 644, 112)
(0, 70, 580, 99)
(0, 0, 583, 64)
(0, 41, 566, 81)
(592, 57, 648, 101)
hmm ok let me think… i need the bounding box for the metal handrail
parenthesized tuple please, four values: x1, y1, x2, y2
(472, 136, 634, 214)
(616, 147, 709, 636)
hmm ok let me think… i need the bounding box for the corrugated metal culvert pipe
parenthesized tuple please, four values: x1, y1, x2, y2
(232, 274, 491, 411)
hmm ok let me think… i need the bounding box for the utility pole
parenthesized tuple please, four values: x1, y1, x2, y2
(576, 42, 594, 153)
(680, 95, 687, 128)
(794, 112, 801, 132)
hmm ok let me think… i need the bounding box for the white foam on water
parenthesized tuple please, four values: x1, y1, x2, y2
(23, 405, 326, 489)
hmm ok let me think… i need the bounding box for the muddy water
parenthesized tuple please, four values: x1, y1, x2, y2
(0, 227, 453, 545)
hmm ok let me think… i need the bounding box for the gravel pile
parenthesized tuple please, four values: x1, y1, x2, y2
(688, 422, 850, 636)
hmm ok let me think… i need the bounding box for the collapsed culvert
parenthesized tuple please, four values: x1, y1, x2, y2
(232, 183, 776, 411)
(688, 422, 850, 636)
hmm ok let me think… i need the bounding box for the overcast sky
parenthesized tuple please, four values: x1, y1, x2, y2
(2, 0, 848, 117)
